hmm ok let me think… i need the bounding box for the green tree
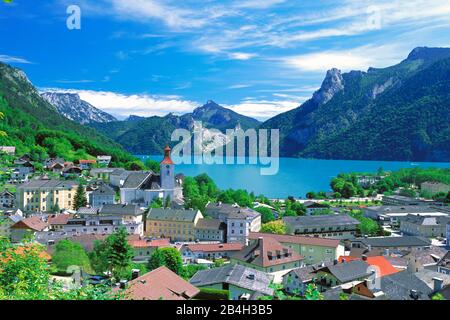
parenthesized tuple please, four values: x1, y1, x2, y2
(73, 183, 87, 210)
(89, 240, 111, 274)
(255, 207, 275, 223)
(431, 293, 445, 300)
(144, 159, 160, 174)
(52, 240, 92, 274)
(261, 220, 286, 234)
(148, 247, 183, 275)
(105, 227, 134, 280)
(164, 195, 171, 208)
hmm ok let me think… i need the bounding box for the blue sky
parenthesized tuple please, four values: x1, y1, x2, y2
(1, 0, 450, 120)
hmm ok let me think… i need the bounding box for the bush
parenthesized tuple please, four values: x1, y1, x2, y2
(196, 287, 229, 300)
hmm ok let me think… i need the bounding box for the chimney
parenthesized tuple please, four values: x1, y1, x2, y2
(432, 277, 443, 292)
(362, 255, 368, 261)
(131, 269, 140, 280)
(333, 259, 338, 265)
(410, 289, 420, 300)
(119, 280, 128, 289)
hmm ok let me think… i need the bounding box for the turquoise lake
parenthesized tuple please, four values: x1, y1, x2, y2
(137, 155, 450, 199)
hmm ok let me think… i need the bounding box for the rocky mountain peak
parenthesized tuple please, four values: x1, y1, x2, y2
(312, 68, 344, 105)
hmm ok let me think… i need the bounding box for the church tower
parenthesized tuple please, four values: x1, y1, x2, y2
(160, 145, 175, 190)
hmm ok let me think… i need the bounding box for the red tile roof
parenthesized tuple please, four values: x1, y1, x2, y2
(1, 244, 51, 263)
(249, 232, 341, 247)
(233, 237, 304, 268)
(122, 266, 199, 300)
(79, 159, 97, 164)
(12, 216, 48, 231)
(48, 214, 73, 226)
(128, 238, 171, 248)
(160, 145, 174, 165)
(185, 243, 243, 253)
(338, 256, 399, 277)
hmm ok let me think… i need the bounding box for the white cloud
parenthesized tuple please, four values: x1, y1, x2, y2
(42, 88, 198, 118)
(280, 44, 407, 72)
(0, 54, 32, 64)
(225, 98, 301, 120)
(228, 84, 252, 89)
(228, 52, 258, 60)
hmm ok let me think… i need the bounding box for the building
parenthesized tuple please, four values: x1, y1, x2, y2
(90, 184, 116, 208)
(364, 205, 448, 225)
(283, 214, 360, 239)
(206, 203, 261, 244)
(194, 218, 226, 242)
(78, 159, 97, 170)
(312, 260, 372, 289)
(120, 147, 183, 206)
(400, 215, 450, 238)
(48, 214, 73, 231)
(0, 190, 15, 208)
(63, 214, 141, 236)
(98, 204, 144, 224)
(13, 159, 34, 174)
(231, 236, 304, 273)
(338, 255, 399, 277)
(282, 266, 316, 295)
(375, 271, 432, 300)
(10, 216, 49, 243)
(15, 179, 79, 213)
(181, 243, 244, 264)
(146, 208, 203, 242)
(303, 201, 330, 215)
(249, 232, 344, 265)
(9, 167, 31, 183)
(121, 266, 200, 300)
(89, 168, 117, 181)
(447, 223, 450, 248)
(351, 236, 432, 254)
(381, 195, 440, 206)
(189, 264, 274, 300)
(0, 213, 23, 239)
(357, 175, 383, 187)
(128, 238, 171, 261)
(96, 155, 112, 166)
(109, 168, 133, 187)
(0, 146, 16, 155)
(421, 182, 450, 196)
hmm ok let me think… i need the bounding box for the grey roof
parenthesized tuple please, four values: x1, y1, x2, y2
(377, 271, 432, 300)
(303, 201, 329, 208)
(148, 208, 200, 222)
(189, 264, 274, 296)
(357, 236, 431, 248)
(92, 184, 115, 196)
(121, 171, 152, 189)
(316, 260, 371, 283)
(194, 218, 224, 230)
(205, 203, 260, 220)
(17, 179, 78, 189)
(414, 269, 450, 290)
(8, 214, 23, 223)
(0, 190, 14, 197)
(366, 205, 445, 215)
(286, 266, 315, 282)
(77, 207, 99, 215)
(99, 204, 143, 216)
(401, 214, 450, 226)
(283, 214, 360, 228)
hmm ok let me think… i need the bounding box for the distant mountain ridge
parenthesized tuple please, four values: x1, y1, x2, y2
(41, 91, 117, 124)
(261, 46, 450, 162)
(90, 100, 260, 154)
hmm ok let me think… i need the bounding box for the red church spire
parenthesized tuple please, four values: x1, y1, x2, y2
(160, 145, 174, 165)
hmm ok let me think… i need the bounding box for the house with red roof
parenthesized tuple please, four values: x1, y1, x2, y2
(128, 238, 171, 261)
(10, 216, 49, 243)
(78, 159, 97, 170)
(181, 243, 244, 264)
(231, 236, 304, 273)
(121, 266, 199, 300)
(338, 255, 399, 277)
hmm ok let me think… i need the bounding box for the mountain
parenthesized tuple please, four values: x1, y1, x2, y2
(90, 100, 260, 154)
(41, 91, 117, 124)
(261, 47, 450, 162)
(0, 62, 133, 164)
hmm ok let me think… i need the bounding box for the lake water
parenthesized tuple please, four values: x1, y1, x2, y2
(137, 155, 450, 199)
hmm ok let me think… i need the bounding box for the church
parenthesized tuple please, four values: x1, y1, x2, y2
(120, 146, 184, 207)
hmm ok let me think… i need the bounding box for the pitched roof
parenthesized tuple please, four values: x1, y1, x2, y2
(402, 214, 450, 226)
(357, 236, 431, 248)
(147, 208, 200, 223)
(338, 256, 398, 277)
(92, 184, 115, 196)
(231, 236, 303, 268)
(194, 218, 224, 230)
(414, 269, 450, 290)
(99, 204, 144, 216)
(123, 266, 199, 300)
(48, 214, 73, 226)
(11, 216, 48, 231)
(315, 260, 371, 283)
(185, 243, 243, 253)
(128, 238, 171, 248)
(378, 271, 432, 300)
(249, 232, 341, 248)
(287, 266, 316, 282)
(283, 214, 360, 228)
(17, 179, 78, 189)
(121, 171, 152, 189)
(189, 264, 274, 296)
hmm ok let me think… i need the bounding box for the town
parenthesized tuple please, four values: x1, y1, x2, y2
(0, 145, 449, 301)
